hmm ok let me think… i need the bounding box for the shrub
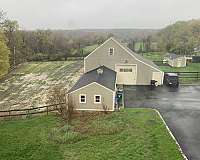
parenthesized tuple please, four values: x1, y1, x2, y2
(49, 124, 84, 144)
(47, 85, 75, 124)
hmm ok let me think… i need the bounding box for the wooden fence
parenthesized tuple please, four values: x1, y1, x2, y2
(0, 103, 65, 118)
(165, 72, 200, 79)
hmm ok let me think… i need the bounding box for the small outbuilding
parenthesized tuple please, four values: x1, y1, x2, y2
(164, 53, 187, 67)
(68, 66, 116, 111)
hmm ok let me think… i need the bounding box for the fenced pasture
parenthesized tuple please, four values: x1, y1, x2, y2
(0, 61, 83, 111)
(0, 103, 64, 120)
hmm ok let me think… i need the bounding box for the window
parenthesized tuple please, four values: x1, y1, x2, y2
(94, 95, 101, 104)
(124, 68, 132, 72)
(109, 48, 114, 55)
(79, 94, 86, 103)
(119, 68, 132, 72)
(120, 68, 124, 72)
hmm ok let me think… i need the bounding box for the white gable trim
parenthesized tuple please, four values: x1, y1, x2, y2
(111, 37, 162, 72)
(68, 82, 115, 94)
(84, 38, 113, 73)
(84, 37, 162, 73)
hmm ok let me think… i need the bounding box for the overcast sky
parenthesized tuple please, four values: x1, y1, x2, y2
(1, 0, 200, 30)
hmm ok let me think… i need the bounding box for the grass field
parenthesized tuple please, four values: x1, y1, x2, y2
(0, 109, 183, 160)
(160, 63, 200, 84)
(134, 42, 144, 51)
(83, 44, 98, 55)
(143, 52, 164, 61)
(0, 61, 83, 111)
(160, 63, 200, 72)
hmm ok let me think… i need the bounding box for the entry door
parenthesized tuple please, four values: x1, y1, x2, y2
(115, 64, 137, 85)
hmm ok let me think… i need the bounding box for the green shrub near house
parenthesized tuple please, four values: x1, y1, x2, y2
(0, 109, 183, 160)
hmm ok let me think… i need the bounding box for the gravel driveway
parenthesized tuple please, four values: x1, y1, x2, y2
(124, 85, 200, 160)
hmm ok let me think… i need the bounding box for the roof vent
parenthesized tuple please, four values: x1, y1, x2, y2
(97, 68, 103, 75)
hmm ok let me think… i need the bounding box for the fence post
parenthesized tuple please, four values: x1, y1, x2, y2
(47, 106, 48, 115)
(9, 110, 11, 119)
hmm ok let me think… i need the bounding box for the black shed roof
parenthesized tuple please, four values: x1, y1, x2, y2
(68, 66, 116, 93)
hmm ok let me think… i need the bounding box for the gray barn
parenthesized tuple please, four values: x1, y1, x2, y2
(68, 37, 163, 111)
(84, 37, 164, 85)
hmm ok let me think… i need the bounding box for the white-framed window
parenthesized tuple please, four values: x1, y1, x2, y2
(94, 95, 101, 104)
(79, 94, 86, 103)
(119, 68, 132, 72)
(109, 48, 114, 55)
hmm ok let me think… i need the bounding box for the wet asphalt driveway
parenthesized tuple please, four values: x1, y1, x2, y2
(124, 85, 200, 160)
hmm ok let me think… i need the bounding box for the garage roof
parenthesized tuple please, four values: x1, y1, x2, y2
(121, 43, 161, 71)
(68, 66, 116, 93)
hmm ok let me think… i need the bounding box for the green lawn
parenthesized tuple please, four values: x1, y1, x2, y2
(134, 42, 144, 51)
(143, 52, 164, 61)
(160, 63, 200, 72)
(0, 109, 183, 160)
(82, 44, 98, 55)
(160, 63, 200, 84)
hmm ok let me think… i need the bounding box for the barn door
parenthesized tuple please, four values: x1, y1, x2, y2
(115, 64, 137, 85)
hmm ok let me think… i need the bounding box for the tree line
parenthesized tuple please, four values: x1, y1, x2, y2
(0, 10, 108, 78)
(157, 20, 200, 55)
(128, 20, 200, 55)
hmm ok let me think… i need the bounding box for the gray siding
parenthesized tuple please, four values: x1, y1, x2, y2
(85, 39, 161, 85)
(69, 83, 115, 111)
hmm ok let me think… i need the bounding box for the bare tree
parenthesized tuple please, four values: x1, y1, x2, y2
(47, 85, 74, 123)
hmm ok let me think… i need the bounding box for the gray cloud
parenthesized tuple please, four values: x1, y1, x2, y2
(1, 0, 200, 29)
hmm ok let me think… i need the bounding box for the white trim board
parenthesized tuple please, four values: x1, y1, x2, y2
(75, 108, 115, 112)
(68, 82, 115, 94)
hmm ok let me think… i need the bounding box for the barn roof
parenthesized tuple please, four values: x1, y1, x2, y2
(121, 42, 161, 70)
(68, 66, 116, 93)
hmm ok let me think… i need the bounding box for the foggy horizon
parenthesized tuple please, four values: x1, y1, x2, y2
(1, 0, 200, 30)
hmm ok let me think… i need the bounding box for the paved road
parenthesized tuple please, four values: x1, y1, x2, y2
(124, 85, 200, 160)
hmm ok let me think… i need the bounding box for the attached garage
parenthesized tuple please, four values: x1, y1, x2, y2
(68, 66, 117, 111)
(115, 64, 137, 85)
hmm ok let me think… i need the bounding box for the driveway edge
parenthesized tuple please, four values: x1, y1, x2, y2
(154, 109, 188, 160)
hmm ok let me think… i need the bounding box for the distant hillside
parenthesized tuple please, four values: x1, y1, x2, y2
(52, 29, 159, 41)
(157, 19, 200, 54)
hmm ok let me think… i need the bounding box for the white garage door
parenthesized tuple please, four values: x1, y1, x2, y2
(115, 64, 137, 85)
